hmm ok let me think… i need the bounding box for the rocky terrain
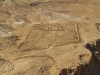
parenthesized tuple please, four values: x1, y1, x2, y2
(0, 0, 100, 75)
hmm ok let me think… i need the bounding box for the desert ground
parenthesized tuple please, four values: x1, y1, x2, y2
(0, 0, 100, 75)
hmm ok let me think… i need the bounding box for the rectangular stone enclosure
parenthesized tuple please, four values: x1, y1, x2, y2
(19, 23, 81, 51)
(96, 23, 100, 31)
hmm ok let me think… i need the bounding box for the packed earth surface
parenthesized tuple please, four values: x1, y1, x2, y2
(0, 0, 100, 75)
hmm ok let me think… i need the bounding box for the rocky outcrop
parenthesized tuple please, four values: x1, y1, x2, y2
(59, 39, 100, 75)
(0, 0, 100, 75)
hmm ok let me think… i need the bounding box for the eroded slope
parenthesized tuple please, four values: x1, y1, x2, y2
(0, 0, 100, 75)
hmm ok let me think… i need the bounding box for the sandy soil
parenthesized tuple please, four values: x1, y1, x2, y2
(0, 0, 100, 75)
